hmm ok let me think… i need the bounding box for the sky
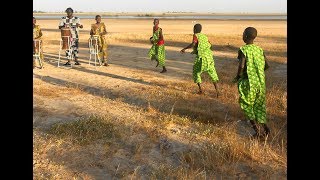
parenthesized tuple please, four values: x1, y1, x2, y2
(33, 0, 287, 13)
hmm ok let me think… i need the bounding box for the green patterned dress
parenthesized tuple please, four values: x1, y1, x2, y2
(148, 27, 166, 67)
(238, 44, 267, 124)
(192, 33, 219, 83)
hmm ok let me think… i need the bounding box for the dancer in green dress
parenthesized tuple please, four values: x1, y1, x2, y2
(180, 24, 220, 97)
(233, 27, 270, 138)
(148, 18, 167, 73)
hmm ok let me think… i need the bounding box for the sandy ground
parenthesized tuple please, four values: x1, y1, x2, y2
(33, 19, 287, 179)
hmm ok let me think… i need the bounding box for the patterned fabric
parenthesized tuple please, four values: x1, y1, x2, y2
(148, 27, 166, 67)
(59, 16, 81, 59)
(59, 16, 80, 38)
(192, 33, 219, 83)
(33, 25, 42, 39)
(90, 23, 108, 63)
(238, 44, 267, 124)
(33, 25, 44, 61)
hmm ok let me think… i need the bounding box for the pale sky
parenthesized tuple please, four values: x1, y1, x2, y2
(33, 0, 287, 13)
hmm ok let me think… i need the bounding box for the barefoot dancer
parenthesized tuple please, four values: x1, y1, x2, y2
(58, 7, 83, 66)
(180, 24, 220, 97)
(90, 15, 109, 66)
(233, 27, 270, 138)
(148, 18, 167, 73)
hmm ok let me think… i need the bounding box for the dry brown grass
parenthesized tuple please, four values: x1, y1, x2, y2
(48, 115, 119, 145)
(33, 19, 286, 179)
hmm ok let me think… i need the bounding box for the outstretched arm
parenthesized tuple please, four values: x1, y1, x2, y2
(180, 42, 195, 53)
(181, 34, 197, 53)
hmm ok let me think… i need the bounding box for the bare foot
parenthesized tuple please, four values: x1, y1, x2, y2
(197, 91, 203, 95)
(160, 69, 167, 73)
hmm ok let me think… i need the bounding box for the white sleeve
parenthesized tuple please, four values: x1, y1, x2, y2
(59, 18, 65, 26)
(76, 18, 81, 24)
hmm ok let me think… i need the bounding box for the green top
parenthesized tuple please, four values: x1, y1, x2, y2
(240, 44, 266, 90)
(151, 28, 161, 45)
(194, 33, 212, 58)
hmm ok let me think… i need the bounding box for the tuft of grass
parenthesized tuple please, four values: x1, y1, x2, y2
(48, 115, 119, 145)
(150, 164, 207, 180)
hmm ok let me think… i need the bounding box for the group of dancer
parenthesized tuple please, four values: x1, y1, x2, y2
(33, 7, 270, 138)
(148, 19, 270, 138)
(33, 7, 109, 67)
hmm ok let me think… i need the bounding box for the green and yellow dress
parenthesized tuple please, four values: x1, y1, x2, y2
(148, 26, 166, 67)
(90, 23, 108, 63)
(33, 25, 44, 61)
(192, 33, 219, 83)
(238, 44, 267, 124)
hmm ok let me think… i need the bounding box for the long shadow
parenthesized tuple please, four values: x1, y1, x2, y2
(42, 52, 92, 66)
(33, 104, 198, 178)
(42, 38, 286, 87)
(34, 70, 286, 132)
(34, 104, 285, 179)
(42, 44, 196, 80)
(33, 74, 233, 122)
(43, 56, 154, 87)
(42, 51, 286, 109)
(33, 77, 286, 179)
(42, 42, 286, 87)
(98, 44, 286, 81)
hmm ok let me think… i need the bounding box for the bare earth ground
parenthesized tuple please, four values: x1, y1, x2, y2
(33, 19, 287, 179)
